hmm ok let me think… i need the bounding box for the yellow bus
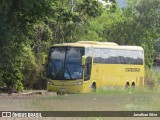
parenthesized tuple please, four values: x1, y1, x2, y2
(46, 41, 144, 94)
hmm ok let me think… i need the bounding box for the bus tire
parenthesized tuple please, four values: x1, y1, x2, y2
(91, 82, 96, 92)
(131, 82, 135, 88)
(125, 81, 130, 88)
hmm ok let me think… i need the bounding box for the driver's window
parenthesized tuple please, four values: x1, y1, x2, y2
(84, 47, 92, 81)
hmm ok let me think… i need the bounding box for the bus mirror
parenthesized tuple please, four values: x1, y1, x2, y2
(42, 55, 47, 65)
(82, 56, 86, 65)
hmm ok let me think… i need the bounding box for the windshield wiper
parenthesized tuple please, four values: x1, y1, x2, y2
(66, 65, 73, 80)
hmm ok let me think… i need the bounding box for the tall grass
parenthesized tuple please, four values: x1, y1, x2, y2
(145, 68, 160, 90)
(96, 86, 159, 95)
(97, 87, 127, 94)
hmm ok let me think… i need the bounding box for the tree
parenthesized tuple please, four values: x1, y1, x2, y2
(102, 0, 160, 68)
(0, 0, 54, 91)
(48, 0, 103, 43)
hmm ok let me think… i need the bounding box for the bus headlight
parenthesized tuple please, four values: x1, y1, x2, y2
(47, 82, 54, 85)
(73, 82, 82, 86)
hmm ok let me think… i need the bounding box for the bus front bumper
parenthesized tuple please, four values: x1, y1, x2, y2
(47, 84, 84, 93)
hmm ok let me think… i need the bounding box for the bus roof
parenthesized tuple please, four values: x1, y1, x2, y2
(93, 45, 143, 51)
(76, 41, 118, 46)
(52, 41, 143, 51)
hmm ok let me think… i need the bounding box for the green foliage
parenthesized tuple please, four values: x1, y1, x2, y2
(15, 80, 24, 92)
(102, 0, 160, 68)
(22, 46, 47, 90)
(32, 22, 53, 53)
(145, 69, 158, 89)
(154, 39, 160, 53)
(48, 0, 103, 43)
(0, 0, 54, 91)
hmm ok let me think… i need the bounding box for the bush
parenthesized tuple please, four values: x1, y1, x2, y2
(22, 46, 47, 90)
(15, 80, 24, 92)
(144, 69, 158, 89)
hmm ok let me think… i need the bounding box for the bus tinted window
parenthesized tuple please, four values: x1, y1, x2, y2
(117, 50, 126, 64)
(107, 49, 118, 64)
(125, 50, 133, 64)
(93, 48, 143, 65)
(86, 47, 92, 57)
(137, 51, 143, 64)
(94, 48, 102, 63)
(48, 47, 85, 80)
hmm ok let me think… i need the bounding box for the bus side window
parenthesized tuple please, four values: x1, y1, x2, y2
(137, 51, 143, 65)
(84, 57, 92, 81)
(85, 48, 92, 81)
(84, 62, 90, 80)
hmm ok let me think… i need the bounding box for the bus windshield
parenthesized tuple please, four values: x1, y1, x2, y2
(48, 47, 84, 80)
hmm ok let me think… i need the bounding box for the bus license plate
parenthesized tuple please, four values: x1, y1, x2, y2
(60, 88, 66, 91)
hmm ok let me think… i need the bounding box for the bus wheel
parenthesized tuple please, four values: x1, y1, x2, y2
(125, 82, 130, 88)
(131, 82, 135, 88)
(91, 82, 96, 92)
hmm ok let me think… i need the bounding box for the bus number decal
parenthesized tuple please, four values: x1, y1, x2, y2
(125, 68, 140, 72)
